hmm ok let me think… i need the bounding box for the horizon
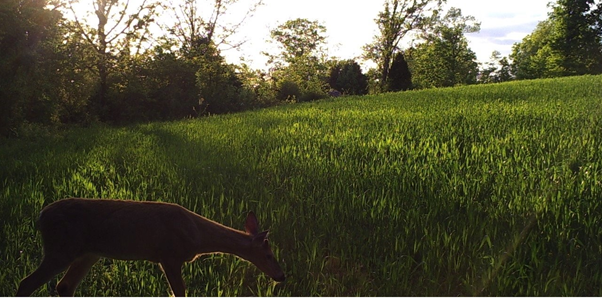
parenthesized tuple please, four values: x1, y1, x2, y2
(222, 0, 552, 70)
(59, 0, 552, 70)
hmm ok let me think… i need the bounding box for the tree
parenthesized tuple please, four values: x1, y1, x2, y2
(510, 20, 564, 79)
(265, 18, 329, 101)
(363, 0, 445, 92)
(480, 51, 513, 83)
(64, 0, 160, 121)
(195, 41, 248, 114)
(0, 0, 70, 135)
(328, 60, 368, 95)
(510, 0, 602, 79)
(139, 0, 266, 119)
(144, 45, 199, 120)
(407, 7, 480, 88)
(549, 0, 602, 75)
(101, 43, 200, 123)
(236, 63, 279, 108)
(165, 0, 264, 54)
(387, 52, 412, 91)
(266, 18, 327, 65)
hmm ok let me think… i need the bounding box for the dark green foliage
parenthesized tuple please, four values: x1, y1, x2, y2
(298, 88, 326, 102)
(0, 0, 64, 135)
(511, 0, 602, 79)
(237, 65, 279, 108)
(0, 0, 269, 132)
(387, 52, 412, 91)
(98, 46, 200, 124)
(363, 0, 446, 92)
(103, 40, 254, 122)
(143, 48, 200, 120)
(510, 20, 561, 80)
(277, 80, 302, 101)
(66, 0, 160, 122)
(195, 43, 247, 114)
(328, 60, 368, 95)
(549, 0, 602, 75)
(407, 8, 480, 88)
(266, 18, 329, 102)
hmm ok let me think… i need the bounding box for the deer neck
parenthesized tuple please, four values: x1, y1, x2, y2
(195, 216, 252, 259)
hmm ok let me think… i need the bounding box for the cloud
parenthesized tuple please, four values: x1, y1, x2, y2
(447, 0, 550, 60)
(474, 20, 540, 44)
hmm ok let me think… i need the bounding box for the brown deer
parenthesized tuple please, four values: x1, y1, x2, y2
(16, 198, 285, 296)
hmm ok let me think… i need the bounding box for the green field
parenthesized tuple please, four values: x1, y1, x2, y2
(2, 75, 602, 296)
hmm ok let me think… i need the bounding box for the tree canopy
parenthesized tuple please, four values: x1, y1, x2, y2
(265, 18, 329, 102)
(328, 60, 369, 95)
(2, 0, 602, 136)
(510, 0, 602, 79)
(364, 0, 446, 92)
(550, 0, 602, 75)
(407, 7, 480, 88)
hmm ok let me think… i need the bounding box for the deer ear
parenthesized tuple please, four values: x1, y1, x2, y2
(245, 212, 260, 235)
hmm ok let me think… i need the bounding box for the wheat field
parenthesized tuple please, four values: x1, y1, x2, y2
(2, 75, 602, 296)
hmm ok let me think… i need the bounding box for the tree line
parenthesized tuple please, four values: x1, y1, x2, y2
(1, 0, 601, 136)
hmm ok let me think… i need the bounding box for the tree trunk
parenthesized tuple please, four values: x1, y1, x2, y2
(381, 52, 391, 92)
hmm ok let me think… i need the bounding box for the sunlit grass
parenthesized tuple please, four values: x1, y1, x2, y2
(2, 75, 602, 296)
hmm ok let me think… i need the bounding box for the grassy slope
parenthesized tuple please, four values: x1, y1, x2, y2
(2, 75, 602, 296)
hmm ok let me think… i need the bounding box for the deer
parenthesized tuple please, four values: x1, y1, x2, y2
(16, 198, 285, 297)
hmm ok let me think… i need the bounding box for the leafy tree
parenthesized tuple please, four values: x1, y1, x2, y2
(101, 44, 199, 123)
(511, 0, 602, 79)
(140, 0, 267, 119)
(236, 63, 279, 108)
(45, 25, 97, 124)
(106, 38, 252, 120)
(328, 60, 368, 95)
(480, 51, 513, 83)
(165, 0, 264, 53)
(64, 0, 160, 121)
(88, 0, 265, 122)
(195, 41, 248, 114)
(510, 20, 564, 80)
(142, 45, 200, 120)
(387, 52, 412, 91)
(276, 79, 301, 101)
(407, 7, 479, 88)
(266, 18, 327, 65)
(266, 18, 329, 101)
(549, 0, 602, 75)
(363, 0, 445, 92)
(0, 0, 74, 135)
(365, 68, 382, 94)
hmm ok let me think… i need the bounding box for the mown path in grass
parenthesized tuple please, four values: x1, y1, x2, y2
(2, 75, 602, 296)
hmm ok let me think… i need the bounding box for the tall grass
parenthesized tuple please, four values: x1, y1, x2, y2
(2, 75, 602, 296)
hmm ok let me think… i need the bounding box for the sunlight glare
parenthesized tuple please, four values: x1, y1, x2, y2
(62, 0, 96, 27)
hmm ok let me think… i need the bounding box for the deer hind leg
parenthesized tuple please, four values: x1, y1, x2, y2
(160, 260, 185, 297)
(56, 254, 100, 297)
(16, 255, 73, 296)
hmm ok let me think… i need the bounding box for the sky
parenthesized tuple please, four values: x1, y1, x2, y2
(221, 0, 553, 70)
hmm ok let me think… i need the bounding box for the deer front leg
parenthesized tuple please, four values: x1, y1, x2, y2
(56, 254, 100, 296)
(16, 256, 73, 296)
(160, 260, 186, 297)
